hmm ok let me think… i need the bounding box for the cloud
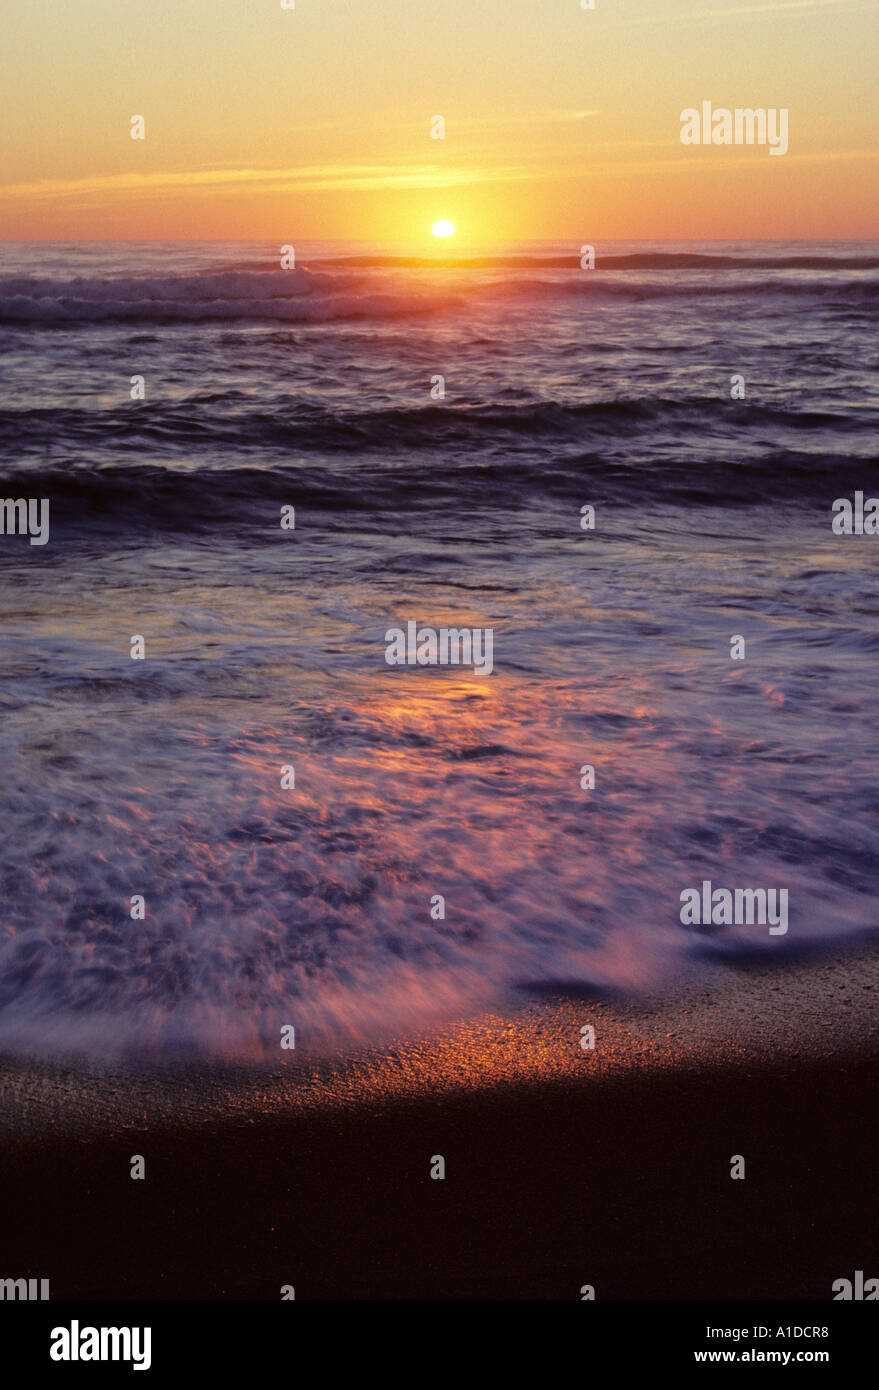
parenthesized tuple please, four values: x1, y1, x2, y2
(0, 162, 536, 205)
(650, 0, 870, 23)
(573, 146, 879, 178)
(457, 109, 601, 128)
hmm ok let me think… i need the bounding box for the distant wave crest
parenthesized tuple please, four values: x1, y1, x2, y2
(1, 254, 877, 325)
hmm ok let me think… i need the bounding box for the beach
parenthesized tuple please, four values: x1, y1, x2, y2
(3, 0, 879, 1321)
(1, 238, 878, 1300)
(2, 944, 876, 1299)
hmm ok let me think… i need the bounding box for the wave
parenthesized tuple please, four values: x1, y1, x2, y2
(1, 261, 876, 325)
(312, 251, 879, 271)
(2, 437, 876, 536)
(0, 267, 456, 325)
(1, 395, 874, 466)
(0, 394, 872, 445)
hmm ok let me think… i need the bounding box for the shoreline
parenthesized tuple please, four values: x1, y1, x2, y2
(1, 944, 876, 1298)
(1, 939, 876, 1141)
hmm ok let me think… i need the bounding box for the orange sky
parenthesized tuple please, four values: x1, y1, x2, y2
(2, 0, 877, 241)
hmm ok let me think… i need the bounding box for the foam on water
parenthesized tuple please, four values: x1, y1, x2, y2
(1, 240, 877, 1060)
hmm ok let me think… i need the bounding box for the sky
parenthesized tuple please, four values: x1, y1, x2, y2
(1, 0, 877, 242)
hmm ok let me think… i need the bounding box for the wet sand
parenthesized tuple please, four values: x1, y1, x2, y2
(1, 945, 877, 1299)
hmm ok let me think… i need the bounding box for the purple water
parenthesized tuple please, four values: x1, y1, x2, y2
(1, 239, 877, 1058)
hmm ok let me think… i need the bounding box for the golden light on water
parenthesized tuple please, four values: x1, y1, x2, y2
(431, 219, 455, 238)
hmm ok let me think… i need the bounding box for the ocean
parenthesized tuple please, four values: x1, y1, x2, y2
(1, 238, 877, 1058)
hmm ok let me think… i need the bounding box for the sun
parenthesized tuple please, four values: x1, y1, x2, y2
(431, 219, 455, 238)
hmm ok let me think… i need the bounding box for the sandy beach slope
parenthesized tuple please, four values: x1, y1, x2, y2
(1, 945, 876, 1299)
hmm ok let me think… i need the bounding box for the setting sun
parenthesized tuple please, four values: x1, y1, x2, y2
(431, 220, 455, 238)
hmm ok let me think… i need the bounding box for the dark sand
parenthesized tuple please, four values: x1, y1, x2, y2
(1, 946, 877, 1299)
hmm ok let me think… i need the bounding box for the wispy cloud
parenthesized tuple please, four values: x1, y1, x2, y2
(455, 109, 601, 129)
(647, 0, 871, 25)
(573, 147, 879, 178)
(0, 162, 537, 205)
(4, 143, 875, 213)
